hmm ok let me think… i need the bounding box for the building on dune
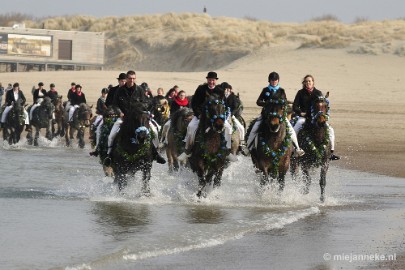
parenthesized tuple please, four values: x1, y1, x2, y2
(0, 25, 104, 72)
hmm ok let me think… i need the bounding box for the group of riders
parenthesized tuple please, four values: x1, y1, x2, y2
(0, 70, 340, 163)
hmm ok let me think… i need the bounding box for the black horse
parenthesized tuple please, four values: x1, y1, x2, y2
(52, 96, 65, 138)
(109, 102, 154, 193)
(188, 94, 231, 198)
(246, 98, 293, 190)
(290, 94, 331, 202)
(26, 97, 54, 146)
(166, 107, 194, 172)
(1, 99, 25, 144)
(64, 103, 92, 148)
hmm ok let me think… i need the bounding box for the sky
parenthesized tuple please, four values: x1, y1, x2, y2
(1, 0, 405, 23)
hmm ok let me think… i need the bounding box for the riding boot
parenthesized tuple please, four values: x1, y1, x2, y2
(152, 145, 166, 164)
(89, 150, 99, 157)
(103, 148, 113, 166)
(330, 150, 341, 161)
(25, 124, 32, 132)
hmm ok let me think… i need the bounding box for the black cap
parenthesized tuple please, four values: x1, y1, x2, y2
(13, 82, 19, 88)
(75, 84, 82, 89)
(38, 82, 44, 86)
(50, 83, 55, 87)
(71, 82, 76, 86)
(220, 82, 232, 90)
(206, 71, 218, 79)
(117, 73, 127, 80)
(268, 72, 280, 82)
(101, 88, 109, 94)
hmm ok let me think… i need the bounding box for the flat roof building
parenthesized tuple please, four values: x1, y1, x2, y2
(0, 26, 104, 72)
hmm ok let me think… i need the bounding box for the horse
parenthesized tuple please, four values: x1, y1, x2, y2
(246, 98, 293, 190)
(165, 107, 194, 172)
(290, 94, 331, 202)
(188, 94, 231, 198)
(52, 96, 65, 138)
(1, 99, 25, 145)
(108, 101, 154, 193)
(94, 106, 119, 177)
(64, 103, 92, 148)
(26, 97, 54, 146)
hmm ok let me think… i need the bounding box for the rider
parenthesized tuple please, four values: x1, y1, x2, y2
(65, 82, 76, 114)
(0, 82, 30, 130)
(89, 88, 108, 156)
(221, 82, 248, 155)
(292, 74, 340, 160)
(68, 84, 87, 122)
(104, 70, 166, 164)
(246, 72, 305, 156)
(105, 73, 126, 108)
(30, 82, 47, 121)
(47, 83, 59, 103)
(177, 71, 237, 162)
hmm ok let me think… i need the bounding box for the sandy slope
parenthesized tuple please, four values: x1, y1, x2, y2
(1, 43, 404, 177)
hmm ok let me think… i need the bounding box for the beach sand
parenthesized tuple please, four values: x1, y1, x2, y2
(1, 43, 404, 177)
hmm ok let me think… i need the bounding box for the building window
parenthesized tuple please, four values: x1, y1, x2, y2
(58, 39, 72, 60)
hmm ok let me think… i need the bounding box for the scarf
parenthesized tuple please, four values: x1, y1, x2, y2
(76, 91, 82, 96)
(174, 96, 188, 107)
(306, 87, 314, 94)
(268, 84, 280, 93)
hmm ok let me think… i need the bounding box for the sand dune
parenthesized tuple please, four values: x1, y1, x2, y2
(17, 13, 405, 71)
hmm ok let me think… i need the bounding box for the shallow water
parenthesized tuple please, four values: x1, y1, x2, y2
(1, 137, 404, 270)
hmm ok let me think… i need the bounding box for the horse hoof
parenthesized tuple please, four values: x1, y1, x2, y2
(320, 195, 325, 203)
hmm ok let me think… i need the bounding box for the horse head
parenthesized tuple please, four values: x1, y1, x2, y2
(311, 94, 330, 128)
(76, 103, 93, 127)
(203, 95, 227, 133)
(125, 101, 151, 145)
(172, 107, 194, 134)
(40, 97, 54, 119)
(261, 98, 287, 133)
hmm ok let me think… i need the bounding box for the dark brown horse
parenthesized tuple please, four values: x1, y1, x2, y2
(166, 107, 194, 172)
(290, 94, 331, 202)
(64, 103, 92, 148)
(26, 97, 54, 146)
(52, 96, 65, 138)
(188, 94, 230, 198)
(109, 102, 154, 193)
(247, 98, 292, 190)
(1, 99, 25, 145)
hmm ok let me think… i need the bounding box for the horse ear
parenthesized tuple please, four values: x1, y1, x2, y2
(90, 104, 94, 109)
(325, 91, 329, 98)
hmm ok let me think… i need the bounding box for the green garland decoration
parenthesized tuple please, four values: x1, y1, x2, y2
(300, 127, 330, 167)
(259, 119, 292, 176)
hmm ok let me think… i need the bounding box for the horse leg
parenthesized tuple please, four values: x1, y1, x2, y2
(141, 165, 152, 196)
(34, 128, 40, 146)
(290, 156, 299, 182)
(260, 170, 270, 187)
(196, 170, 207, 198)
(26, 128, 33, 145)
(320, 164, 329, 202)
(213, 169, 224, 189)
(46, 120, 53, 141)
(115, 173, 127, 191)
(65, 126, 71, 147)
(302, 167, 311, 195)
(78, 128, 85, 149)
(278, 172, 286, 192)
